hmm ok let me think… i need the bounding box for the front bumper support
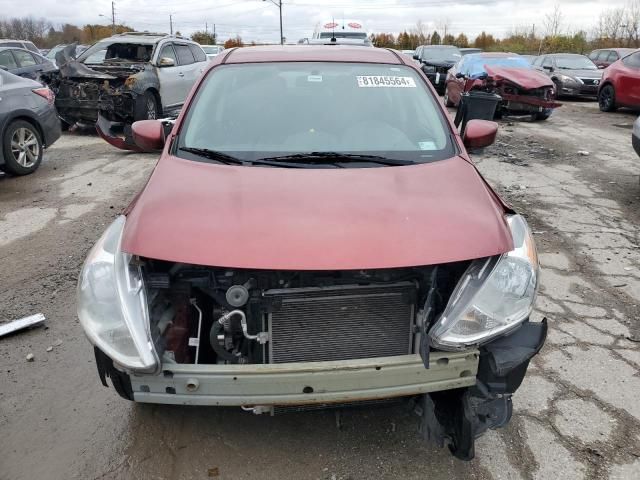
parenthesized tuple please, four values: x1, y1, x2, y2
(130, 352, 479, 406)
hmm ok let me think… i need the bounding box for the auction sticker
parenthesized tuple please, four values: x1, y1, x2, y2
(357, 76, 416, 88)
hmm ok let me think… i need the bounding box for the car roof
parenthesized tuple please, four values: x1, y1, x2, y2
(98, 33, 191, 45)
(546, 53, 586, 57)
(221, 45, 405, 65)
(472, 52, 518, 58)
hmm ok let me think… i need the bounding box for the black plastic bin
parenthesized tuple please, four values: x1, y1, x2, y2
(453, 90, 502, 135)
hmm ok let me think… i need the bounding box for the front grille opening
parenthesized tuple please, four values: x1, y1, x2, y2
(140, 260, 471, 366)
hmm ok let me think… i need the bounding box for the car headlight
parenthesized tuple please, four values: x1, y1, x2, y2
(429, 215, 539, 350)
(558, 74, 580, 85)
(423, 65, 436, 73)
(77, 215, 159, 373)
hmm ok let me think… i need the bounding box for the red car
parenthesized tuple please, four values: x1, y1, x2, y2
(445, 52, 560, 120)
(598, 50, 640, 111)
(588, 48, 636, 69)
(77, 46, 545, 460)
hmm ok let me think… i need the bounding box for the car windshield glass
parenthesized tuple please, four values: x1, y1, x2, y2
(555, 56, 598, 70)
(46, 45, 63, 59)
(178, 62, 453, 166)
(422, 48, 462, 62)
(467, 56, 531, 76)
(202, 46, 219, 54)
(319, 32, 368, 39)
(77, 41, 154, 64)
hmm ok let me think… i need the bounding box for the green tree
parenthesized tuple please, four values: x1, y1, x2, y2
(442, 34, 455, 45)
(473, 31, 497, 50)
(430, 31, 441, 45)
(453, 33, 469, 47)
(191, 31, 216, 45)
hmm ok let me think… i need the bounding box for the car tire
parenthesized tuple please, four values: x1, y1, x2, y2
(1, 120, 43, 175)
(598, 84, 617, 112)
(535, 108, 552, 121)
(135, 91, 160, 121)
(444, 86, 455, 107)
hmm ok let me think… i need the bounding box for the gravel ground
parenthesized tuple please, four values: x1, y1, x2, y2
(0, 100, 639, 480)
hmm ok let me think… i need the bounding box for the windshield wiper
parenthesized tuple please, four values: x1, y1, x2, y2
(179, 147, 323, 168)
(257, 152, 415, 166)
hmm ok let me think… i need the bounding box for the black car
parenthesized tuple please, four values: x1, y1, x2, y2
(533, 53, 602, 98)
(0, 47, 56, 81)
(0, 69, 61, 175)
(414, 45, 462, 93)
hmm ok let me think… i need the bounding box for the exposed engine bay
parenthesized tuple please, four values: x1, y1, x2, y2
(141, 259, 471, 367)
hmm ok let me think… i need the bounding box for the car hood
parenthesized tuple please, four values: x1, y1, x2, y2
(555, 68, 603, 79)
(485, 66, 554, 89)
(121, 155, 513, 270)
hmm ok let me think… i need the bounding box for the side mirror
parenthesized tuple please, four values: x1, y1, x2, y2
(158, 57, 175, 67)
(463, 119, 498, 150)
(455, 72, 466, 79)
(0, 65, 8, 71)
(543, 65, 553, 72)
(132, 120, 165, 151)
(413, 54, 419, 60)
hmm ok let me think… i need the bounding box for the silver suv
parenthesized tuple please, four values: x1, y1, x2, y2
(43, 32, 208, 129)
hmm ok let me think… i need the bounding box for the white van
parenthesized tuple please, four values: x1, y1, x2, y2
(312, 20, 369, 43)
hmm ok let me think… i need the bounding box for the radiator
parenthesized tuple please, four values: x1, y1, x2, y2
(264, 282, 416, 364)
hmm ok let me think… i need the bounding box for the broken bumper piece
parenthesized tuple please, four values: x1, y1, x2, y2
(419, 319, 548, 461)
(96, 113, 144, 152)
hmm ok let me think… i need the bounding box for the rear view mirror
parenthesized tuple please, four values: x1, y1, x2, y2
(463, 120, 498, 150)
(132, 120, 165, 151)
(158, 57, 175, 67)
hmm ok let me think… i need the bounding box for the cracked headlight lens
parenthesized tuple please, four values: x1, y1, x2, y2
(429, 215, 539, 350)
(77, 215, 158, 372)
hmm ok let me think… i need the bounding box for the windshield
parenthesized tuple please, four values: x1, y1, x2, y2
(178, 62, 453, 166)
(467, 56, 531, 76)
(555, 56, 598, 70)
(46, 45, 64, 59)
(319, 32, 368, 39)
(202, 46, 220, 54)
(77, 41, 154, 65)
(421, 47, 462, 63)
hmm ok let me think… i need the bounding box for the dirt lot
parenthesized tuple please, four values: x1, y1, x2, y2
(1, 100, 639, 480)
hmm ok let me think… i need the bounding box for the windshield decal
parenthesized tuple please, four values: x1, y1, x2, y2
(356, 76, 416, 88)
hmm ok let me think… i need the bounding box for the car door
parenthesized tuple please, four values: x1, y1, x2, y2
(617, 52, 640, 106)
(188, 44, 207, 81)
(10, 49, 42, 80)
(155, 42, 182, 109)
(446, 58, 466, 105)
(174, 43, 198, 103)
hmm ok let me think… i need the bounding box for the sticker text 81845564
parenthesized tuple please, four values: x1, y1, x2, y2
(356, 76, 417, 88)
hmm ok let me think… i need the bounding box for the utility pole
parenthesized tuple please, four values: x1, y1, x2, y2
(213, 23, 216, 44)
(205, 22, 208, 34)
(170, 14, 173, 35)
(263, 0, 283, 45)
(111, 1, 116, 35)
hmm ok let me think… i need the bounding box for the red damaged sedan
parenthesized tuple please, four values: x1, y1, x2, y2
(445, 52, 561, 120)
(77, 46, 546, 460)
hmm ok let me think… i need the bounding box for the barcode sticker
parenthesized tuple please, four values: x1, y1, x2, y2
(356, 76, 417, 88)
(188, 337, 199, 347)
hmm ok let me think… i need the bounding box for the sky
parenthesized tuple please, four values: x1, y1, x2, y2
(0, 0, 629, 43)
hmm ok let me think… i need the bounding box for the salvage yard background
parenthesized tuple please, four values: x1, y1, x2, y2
(1, 100, 639, 479)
